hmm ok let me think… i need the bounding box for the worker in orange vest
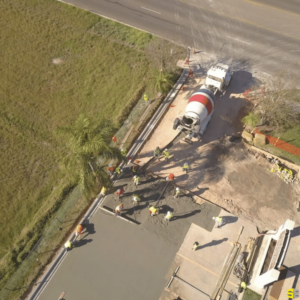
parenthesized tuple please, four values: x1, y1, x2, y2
(166, 173, 175, 181)
(108, 164, 114, 176)
(115, 187, 125, 200)
(75, 224, 84, 240)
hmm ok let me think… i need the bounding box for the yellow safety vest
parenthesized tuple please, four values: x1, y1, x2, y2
(101, 187, 107, 194)
(216, 217, 222, 223)
(241, 282, 247, 289)
(64, 241, 72, 248)
(149, 206, 157, 214)
(163, 151, 170, 158)
(166, 213, 173, 219)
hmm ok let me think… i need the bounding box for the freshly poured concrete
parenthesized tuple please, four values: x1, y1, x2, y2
(39, 173, 220, 300)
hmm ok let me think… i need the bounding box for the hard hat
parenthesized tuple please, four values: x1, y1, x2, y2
(176, 187, 180, 191)
(134, 175, 137, 179)
(185, 162, 188, 165)
(165, 148, 168, 151)
(212, 217, 216, 220)
(133, 196, 137, 201)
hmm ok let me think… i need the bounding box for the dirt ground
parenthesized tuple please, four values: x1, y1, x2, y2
(136, 52, 300, 231)
(149, 137, 300, 230)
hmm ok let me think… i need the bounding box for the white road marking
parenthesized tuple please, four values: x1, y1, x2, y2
(141, 6, 161, 14)
(227, 36, 251, 45)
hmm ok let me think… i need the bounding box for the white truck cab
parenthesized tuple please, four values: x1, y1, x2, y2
(205, 63, 232, 92)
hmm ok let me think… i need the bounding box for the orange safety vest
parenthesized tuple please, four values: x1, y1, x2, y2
(168, 174, 175, 180)
(116, 204, 123, 212)
(76, 225, 83, 234)
(116, 188, 124, 196)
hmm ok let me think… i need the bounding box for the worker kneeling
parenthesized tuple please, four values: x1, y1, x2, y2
(148, 205, 159, 216)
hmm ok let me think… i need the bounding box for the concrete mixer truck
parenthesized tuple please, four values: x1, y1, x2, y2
(173, 63, 232, 139)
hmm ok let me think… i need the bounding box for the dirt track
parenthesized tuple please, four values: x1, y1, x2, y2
(136, 54, 300, 230)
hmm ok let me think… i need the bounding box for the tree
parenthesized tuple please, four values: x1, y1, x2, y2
(151, 69, 175, 95)
(252, 71, 300, 131)
(57, 115, 123, 196)
(242, 112, 260, 128)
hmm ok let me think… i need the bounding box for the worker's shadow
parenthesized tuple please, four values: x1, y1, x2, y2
(196, 238, 228, 251)
(195, 187, 209, 196)
(159, 204, 173, 214)
(81, 223, 96, 239)
(172, 210, 201, 220)
(74, 239, 93, 248)
(221, 216, 238, 226)
(125, 202, 149, 216)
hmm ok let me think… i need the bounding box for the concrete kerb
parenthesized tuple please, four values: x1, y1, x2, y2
(28, 68, 188, 300)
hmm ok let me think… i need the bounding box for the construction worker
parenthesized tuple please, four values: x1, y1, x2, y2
(240, 281, 247, 290)
(115, 203, 123, 216)
(164, 211, 173, 222)
(115, 187, 124, 200)
(212, 216, 224, 228)
(75, 224, 84, 240)
(192, 242, 199, 251)
(182, 162, 189, 174)
(64, 240, 73, 250)
(121, 147, 127, 157)
(132, 195, 141, 206)
(162, 148, 170, 161)
(154, 146, 161, 158)
(108, 164, 114, 176)
(115, 166, 122, 176)
(174, 187, 180, 198)
(131, 165, 138, 174)
(133, 175, 141, 188)
(100, 186, 107, 197)
(149, 205, 159, 216)
(166, 173, 175, 181)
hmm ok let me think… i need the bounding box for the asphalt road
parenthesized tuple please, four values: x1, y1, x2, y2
(59, 0, 300, 73)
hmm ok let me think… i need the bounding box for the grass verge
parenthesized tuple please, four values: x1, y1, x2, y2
(242, 289, 261, 300)
(0, 0, 185, 297)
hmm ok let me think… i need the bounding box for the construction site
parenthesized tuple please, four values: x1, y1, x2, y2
(31, 52, 300, 300)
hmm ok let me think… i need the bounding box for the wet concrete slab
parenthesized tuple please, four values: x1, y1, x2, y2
(39, 172, 220, 300)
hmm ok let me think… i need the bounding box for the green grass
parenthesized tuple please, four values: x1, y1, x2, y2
(270, 125, 300, 149)
(242, 289, 261, 300)
(0, 0, 185, 291)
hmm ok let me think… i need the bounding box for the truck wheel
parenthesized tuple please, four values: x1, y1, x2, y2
(173, 118, 180, 130)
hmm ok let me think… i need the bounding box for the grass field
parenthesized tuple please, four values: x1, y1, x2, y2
(242, 289, 261, 300)
(270, 125, 300, 149)
(260, 125, 300, 165)
(0, 0, 185, 289)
